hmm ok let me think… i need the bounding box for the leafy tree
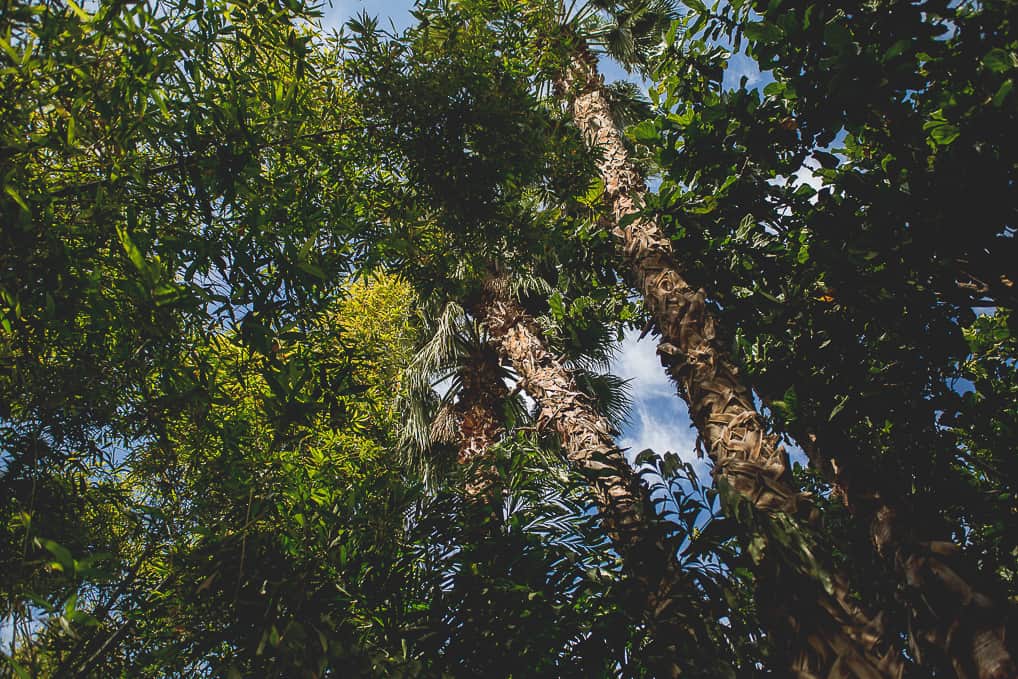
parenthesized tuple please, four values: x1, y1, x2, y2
(3, 0, 1016, 676)
(643, 1, 1018, 675)
(428, 0, 910, 674)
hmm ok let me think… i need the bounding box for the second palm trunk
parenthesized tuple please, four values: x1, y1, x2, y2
(559, 50, 906, 678)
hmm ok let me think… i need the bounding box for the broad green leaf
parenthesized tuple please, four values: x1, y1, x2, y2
(823, 22, 853, 52)
(983, 48, 1014, 74)
(743, 22, 783, 44)
(929, 122, 960, 146)
(630, 119, 657, 144)
(993, 79, 1014, 107)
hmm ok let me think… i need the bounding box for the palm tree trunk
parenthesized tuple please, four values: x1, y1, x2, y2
(479, 277, 718, 678)
(557, 43, 1014, 679)
(558, 50, 906, 678)
(799, 433, 1017, 679)
(453, 345, 509, 501)
(480, 278, 644, 550)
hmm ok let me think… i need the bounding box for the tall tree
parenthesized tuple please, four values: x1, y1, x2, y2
(399, 300, 519, 501)
(7, 0, 1016, 675)
(482, 0, 909, 674)
(642, 3, 1018, 676)
(343, 11, 765, 670)
(477, 274, 744, 677)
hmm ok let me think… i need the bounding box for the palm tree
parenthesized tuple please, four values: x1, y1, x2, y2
(479, 278, 641, 549)
(399, 300, 522, 501)
(353, 4, 901, 669)
(395, 268, 736, 674)
(499, 0, 909, 674)
(476, 274, 759, 677)
(550, 0, 801, 524)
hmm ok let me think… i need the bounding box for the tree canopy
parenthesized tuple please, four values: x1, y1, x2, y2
(1, 0, 1015, 677)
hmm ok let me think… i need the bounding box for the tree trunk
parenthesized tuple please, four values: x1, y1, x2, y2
(558, 51, 907, 678)
(453, 344, 509, 501)
(479, 278, 715, 678)
(480, 278, 643, 550)
(801, 433, 1017, 679)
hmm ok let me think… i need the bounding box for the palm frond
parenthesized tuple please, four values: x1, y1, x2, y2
(603, 80, 653, 128)
(399, 384, 444, 459)
(584, 0, 682, 72)
(396, 301, 471, 460)
(510, 270, 554, 299)
(403, 301, 468, 396)
(571, 369, 633, 430)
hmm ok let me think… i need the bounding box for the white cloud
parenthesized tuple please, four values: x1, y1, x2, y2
(611, 328, 673, 397)
(793, 160, 824, 193)
(610, 330, 714, 479)
(619, 399, 696, 461)
(724, 52, 766, 90)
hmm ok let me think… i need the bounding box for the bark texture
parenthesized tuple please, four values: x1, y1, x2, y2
(480, 279, 644, 550)
(453, 345, 509, 501)
(479, 279, 699, 678)
(804, 435, 1017, 679)
(559, 51, 907, 678)
(559, 52, 798, 516)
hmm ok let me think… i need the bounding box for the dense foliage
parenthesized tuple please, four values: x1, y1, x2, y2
(1, 0, 1015, 676)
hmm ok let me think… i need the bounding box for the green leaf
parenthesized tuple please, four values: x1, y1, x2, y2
(630, 119, 657, 144)
(296, 260, 326, 280)
(983, 48, 1014, 74)
(829, 395, 850, 421)
(993, 79, 1014, 107)
(115, 223, 148, 274)
(763, 80, 786, 98)
(6, 658, 32, 679)
(578, 177, 605, 207)
(548, 291, 565, 320)
(65, 0, 92, 23)
(743, 22, 783, 44)
(823, 22, 853, 52)
(4, 186, 29, 213)
(882, 39, 911, 62)
(634, 448, 657, 465)
(929, 122, 960, 146)
(769, 400, 792, 420)
(153, 282, 186, 306)
(0, 34, 21, 64)
(813, 150, 839, 169)
(42, 539, 74, 573)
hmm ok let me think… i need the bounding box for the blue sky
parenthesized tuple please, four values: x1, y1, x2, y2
(320, 0, 416, 32)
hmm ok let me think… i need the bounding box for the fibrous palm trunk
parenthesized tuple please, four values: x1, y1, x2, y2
(479, 278, 720, 678)
(452, 345, 510, 501)
(480, 278, 643, 549)
(558, 50, 906, 678)
(801, 434, 1017, 679)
